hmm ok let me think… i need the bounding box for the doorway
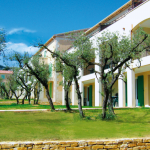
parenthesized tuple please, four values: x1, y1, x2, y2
(84, 85, 93, 106)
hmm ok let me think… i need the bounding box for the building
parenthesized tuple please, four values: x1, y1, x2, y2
(63, 0, 150, 107)
(0, 70, 13, 82)
(35, 29, 88, 104)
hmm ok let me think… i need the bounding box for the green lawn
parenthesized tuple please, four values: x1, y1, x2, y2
(0, 103, 101, 110)
(0, 108, 150, 141)
(0, 99, 101, 110)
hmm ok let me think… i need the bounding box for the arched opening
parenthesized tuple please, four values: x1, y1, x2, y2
(133, 18, 150, 34)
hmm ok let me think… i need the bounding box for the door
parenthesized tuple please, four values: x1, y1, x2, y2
(135, 79, 138, 106)
(89, 85, 92, 106)
(137, 75, 144, 106)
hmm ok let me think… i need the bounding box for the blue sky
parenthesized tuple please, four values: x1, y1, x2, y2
(0, 0, 128, 66)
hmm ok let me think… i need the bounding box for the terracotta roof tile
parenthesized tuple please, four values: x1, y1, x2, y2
(0, 70, 13, 74)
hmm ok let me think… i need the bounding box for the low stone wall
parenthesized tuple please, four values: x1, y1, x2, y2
(1, 138, 150, 150)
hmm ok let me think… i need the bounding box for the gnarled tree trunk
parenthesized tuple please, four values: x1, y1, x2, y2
(45, 87, 55, 110)
(108, 90, 115, 115)
(74, 76, 84, 118)
(102, 88, 109, 119)
(64, 81, 72, 110)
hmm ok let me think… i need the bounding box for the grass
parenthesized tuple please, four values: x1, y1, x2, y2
(0, 103, 101, 110)
(0, 99, 101, 110)
(0, 108, 150, 141)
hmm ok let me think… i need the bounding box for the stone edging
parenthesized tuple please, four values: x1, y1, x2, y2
(0, 138, 150, 150)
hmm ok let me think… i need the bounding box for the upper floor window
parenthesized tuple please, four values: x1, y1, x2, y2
(44, 51, 47, 57)
(49, 63, 52, 77)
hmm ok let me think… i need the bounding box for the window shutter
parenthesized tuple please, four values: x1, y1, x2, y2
(1, 75, 5, 79)
(137, 75, 144, 106)
(44, 51, 47, 57)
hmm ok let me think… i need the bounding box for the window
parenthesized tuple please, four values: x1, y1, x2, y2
(49, 63, 52, 77)
(44, 51, 47, 57)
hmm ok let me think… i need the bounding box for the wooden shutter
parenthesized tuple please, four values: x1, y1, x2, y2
(137, 75, 144, 106)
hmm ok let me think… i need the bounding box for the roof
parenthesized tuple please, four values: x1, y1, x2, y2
(34, 28, 89, 55)
(0, 70, 13, 74)
(85, 0, 132, 35)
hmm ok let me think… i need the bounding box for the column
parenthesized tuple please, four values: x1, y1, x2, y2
(54, 71, 57, 102)
(95, 77, 102, 106)
(95, 50, 100, 73)
(72, 82, 75, 105)
(127, 68, 136, 107)
(95, 50, 102, 106)
(62, 77, 65, 105)
(79, 81, 84, 106)
(118, 76, 125, 107)
(79, 68, 83, 77)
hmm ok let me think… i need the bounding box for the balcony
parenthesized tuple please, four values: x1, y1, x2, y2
(83, 65, 95, 76)
(141, 50, 150, 58)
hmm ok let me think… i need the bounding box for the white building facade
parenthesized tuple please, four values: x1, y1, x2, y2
(64, 0, 150, 107)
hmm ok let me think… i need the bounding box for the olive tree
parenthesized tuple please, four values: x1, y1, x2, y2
(7, 73, 23, 104)
(38, 33, 95, 117)
(81, 29, 150, 119)
(24, 55, 55, 110)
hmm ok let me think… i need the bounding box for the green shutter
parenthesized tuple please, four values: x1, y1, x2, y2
(137, 75, 144, 106)
(1, 75, 5, 79)
(49, 82, 53, 98)
(44, 51, 47, 57)
(49, 63, 52, 77)
(125, 82, 127, 106)
(89, 85, 92, 106)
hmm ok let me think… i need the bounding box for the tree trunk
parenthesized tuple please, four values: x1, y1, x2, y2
(22, 99, 25, 104)
(45, 87, 55, 110)
(36, 91, 40, 104)
(10, 93, 13, 100)
(36, 84, 41, 104)
(28, 94, 31, 104)
(102, 89, 109, 119)
(74, 76, 84, 118)
(108, 91, 115, 115)
(13, 92, 19, 105)
(65, 81, 72, 110)
(65, 90, 71, 110)
(33, 87, 36, 104)
(22, 93, 27, 104)
(16, 97, 19, 105)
